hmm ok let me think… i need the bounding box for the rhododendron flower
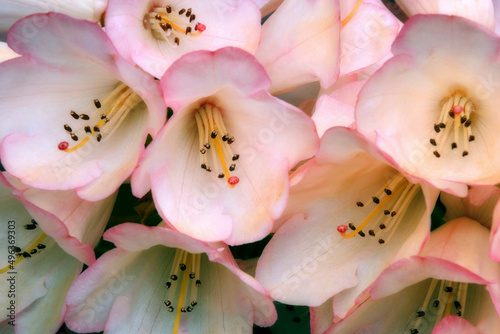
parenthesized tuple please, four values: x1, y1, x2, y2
(395, 0, 495, 30)
(65, 222, 277, 334)
(0, 13, 165, 201)
(256, 127, 438, 318)
(356, 15, 500, 196)
(105, 0, 261, 78)
(0, 0, 105, 32)
(132, 47, 319, 245)
(313, 218, 500, 334)
(0, 172, 115, 333)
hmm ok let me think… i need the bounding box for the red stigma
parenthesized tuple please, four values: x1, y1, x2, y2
(58, 141, 69, 150)
(452, 105, 463, 114)
(228, 176, 239, 186)
(337, 225, 348, 233)
(196, 23, 206, 32)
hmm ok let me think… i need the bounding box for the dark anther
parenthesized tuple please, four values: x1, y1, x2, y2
(22, 252, 31, 258)
(379, 223, 386, 230)
(31, 219, 37, 224)
(206, 167, 212, 172)
(434, 124, 440, 133)
(430, 139, 437, 146)
(80, 113, 90, 120)
(195, 280, 202, 287)
(166, 6, 172, 13)
(229, 164, 236, 171)
(416, 311, 425, 317)
(204, 143, 210, 149)
(451, 142, 457, 149)
(448, 111, 455, 118)
(378, 239, 385, 244)
(391, 211, 397, 217)
(37, 244, 46, 249)
(356, 201, 364, 207)
(181, 307, 187, 313)
(170, 274, 178, 281)
(174, 37, 180, 46)
(186, 27, 192, 35)
(348, 223, 356, 230)
(96, 134, 102, 142)
(384, 189, 392, 195)
(464, 120, 472, 127)
(191, 301, 197, 307)
(444, 286, 453, 292)
(179, 8, 186, 14)
(164, 300, 171, 306)
(93, 126, 100, 133)
(179, 263, 186, 271)
(433, 300, 440, 307)
(189, 273, 195, 279)
(439, 123, 446, 128)
(165, 282, 171, 289)
(222, 134, 229, 141)
(24, 224, 37, 230)
(454, 301, 462, 310)
(228, 137, 235, 144)
(200, 148, 206, 154)
(460, 116, 467, 124)
(190, 14, 196, 22)
(368, 230, 375, 236)
(186, 8, 192, 16)
(187, 306, 193, 312)
(211, 130, 217, 139)
(71, 133, 79, 141)
(30, 249, 37, 254)
(372, 197, 380, 204)
(13, 246, 21, 252)
(201, 163, 207, 169)
(433, 151, 441, 158)
(218, 173, 225, 179)
(232, 154, 239, 161)
(64, 124, 72, 132)
(70, 110, 79, 119)
(85, 126, 92, 133)
(358, 231, 366, 237)
(384, 209, 390, 215)
(160, 22, 167, 31)
(410, 329, 419, 334)
(462, 151, 469, 157)
(155, 14, 161, 20)
(457, 311, 462, 317)
(469, 135, 475, 142)
(166, 306, 174, 312)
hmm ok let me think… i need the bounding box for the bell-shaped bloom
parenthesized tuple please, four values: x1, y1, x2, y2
(395, 0, 495, 30)
(356, 15, 500, 196)
(0, 0, 105, 32)
(255, 126, 438, 319)
(255, 0, 341, 94)
(132, 47, 319, 245)
(0, 172, 115, 333)
(0, 13, 166, 201)
(64, 222, 277, 334)
(105, 0, 261, 78)
(314, 218, 500, 334)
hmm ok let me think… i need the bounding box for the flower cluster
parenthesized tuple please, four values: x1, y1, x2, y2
(1, 0, 500, 333)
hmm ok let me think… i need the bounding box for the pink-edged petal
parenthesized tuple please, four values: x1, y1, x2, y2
(103, 222, 215, 254)
(433, 316, 481, 334)
(0, 0, 96, 32)
(105, 0, 261, 77)
(312, 80, 365, 136)
(339, 0, 402, 76)
(256, 0, 341, 94)
(310, 299, 334, 334)
(395, 0, 495, 31)
(372, 218, 498, 299)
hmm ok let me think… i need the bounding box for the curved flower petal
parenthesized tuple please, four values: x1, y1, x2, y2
(255, 0, 341, 94)
(105, 0, 261, 77)
(0, 13, 165, 201)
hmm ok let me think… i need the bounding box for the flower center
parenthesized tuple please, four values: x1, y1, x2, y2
(143, 5, 206, 46)
(337, 173, 420, 245)
(430, 92, 475, 158)
(407, 279, 469, 334)
(163, 250, 202, 334)
(0, 219, 50, 274)
(195, 105, 240, 188)
(58, 83, 142, 153)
